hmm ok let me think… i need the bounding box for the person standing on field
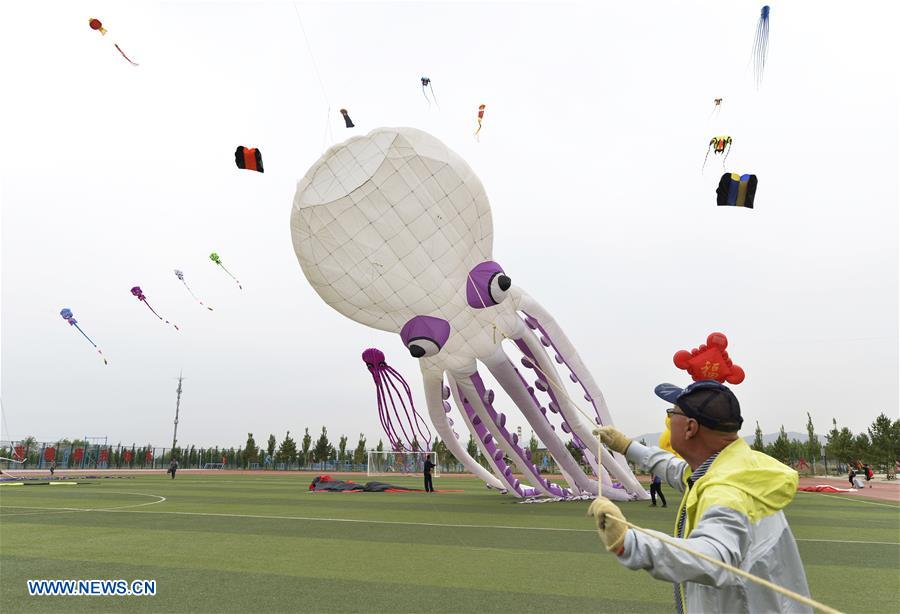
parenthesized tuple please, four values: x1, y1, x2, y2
(423, 456, 435, 492)
(649, 473, 667, 508)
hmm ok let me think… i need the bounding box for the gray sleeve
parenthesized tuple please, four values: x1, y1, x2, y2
(625, 441, 689, 493)
(617, 505, 751, 587)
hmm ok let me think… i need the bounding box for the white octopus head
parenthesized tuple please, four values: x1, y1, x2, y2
(292, 128, 513, 365)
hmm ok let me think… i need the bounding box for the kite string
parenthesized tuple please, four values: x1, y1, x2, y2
(602, 514, 843, 614)
(466, 277, 843, 614)
(476, 298, 831, 609)
(292, 2, 334, 148)
(0, 399, 26, 464)
(473, 286, 836, 614)
(464, 272, 598, 428)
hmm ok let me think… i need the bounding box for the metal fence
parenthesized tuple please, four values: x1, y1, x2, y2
(1, 441, 232, 470)
(0, 440, 468, 473)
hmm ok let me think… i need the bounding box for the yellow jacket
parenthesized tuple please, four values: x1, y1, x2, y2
(620, 439, 812, 613)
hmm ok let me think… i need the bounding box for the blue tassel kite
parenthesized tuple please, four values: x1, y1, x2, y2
(752, 6, 770, 88)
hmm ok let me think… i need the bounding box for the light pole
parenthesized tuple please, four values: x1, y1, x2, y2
(172, 373, 183, 458)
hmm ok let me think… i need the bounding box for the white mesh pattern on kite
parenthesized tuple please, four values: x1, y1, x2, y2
(292, 128, 493, 333)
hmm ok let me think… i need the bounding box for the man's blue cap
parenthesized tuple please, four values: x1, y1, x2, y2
(654, 380, 743, 432)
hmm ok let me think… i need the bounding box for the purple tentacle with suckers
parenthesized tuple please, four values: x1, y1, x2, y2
(362, 348, 432, 451)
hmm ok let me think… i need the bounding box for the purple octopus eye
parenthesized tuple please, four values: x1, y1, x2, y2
(399, 315, 451, 359)
(466, 260, 511, 308)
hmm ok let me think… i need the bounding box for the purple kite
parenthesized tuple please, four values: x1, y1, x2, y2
(60, 308, 107, 364)
(362, 348, 432, 452)
(130, 286, 179, 330)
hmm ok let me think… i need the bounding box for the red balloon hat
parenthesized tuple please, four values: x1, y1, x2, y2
(673, 332, 745, 384)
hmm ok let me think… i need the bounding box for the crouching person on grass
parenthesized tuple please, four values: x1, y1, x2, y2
(588, 380, 812, 614)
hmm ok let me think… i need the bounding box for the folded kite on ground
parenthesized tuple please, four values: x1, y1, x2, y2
(797, 485, 856, 493)
(308, 475, 419, 492)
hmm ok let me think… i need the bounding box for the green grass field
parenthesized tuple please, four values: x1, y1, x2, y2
(1, 473, 898, 613)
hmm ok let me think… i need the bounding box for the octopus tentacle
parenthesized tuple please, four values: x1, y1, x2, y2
(384, 365, 433, 447)
(375, 371, 413, 450)
(446, 374, 537, 497)
(513, 314, 647, 499)
(481, 345, 597, 495)
(421, 366, 504, 489)
(454, 372, 567, 497)
(380, 366, 424, 449)
(372, 374, 393, 448)
(515, 290, 640, 488)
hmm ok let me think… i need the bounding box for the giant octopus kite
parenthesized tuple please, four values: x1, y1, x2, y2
(291, 127, 646, 501)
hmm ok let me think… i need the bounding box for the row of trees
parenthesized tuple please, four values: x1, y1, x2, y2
(9, 412, 895, 477)
(241, 428, 564, 474)
(749, 412, 898, 478)
(241, 428, 388, 468)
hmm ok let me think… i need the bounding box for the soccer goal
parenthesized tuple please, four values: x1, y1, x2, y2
(367, 451, 439, 477)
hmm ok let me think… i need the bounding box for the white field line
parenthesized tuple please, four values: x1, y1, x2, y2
(0, 509, 86, 517)
(797, 491, 900, 509)
(2, 506, 895, 546)
(0, 491, 166, 515)
(796, 538, 900, 546)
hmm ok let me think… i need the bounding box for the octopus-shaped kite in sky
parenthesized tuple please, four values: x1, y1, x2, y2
(130, 286, 179, 330)
(60, 308, 107, 364)
(362, 348, 432, 452)
(291, 127, 647, 501)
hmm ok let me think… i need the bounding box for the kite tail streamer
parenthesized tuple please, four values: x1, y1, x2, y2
(73, 323, 108, 364)
(181, 280, 214, 310)
(73, 323, 97, 348)
(752, 6, 770, 88)
(701, 144, 712, 173)
(143, 301, 179, 330)
(429, 84, 438, 109)
(114, 43, 139, 66)
(722, 143, 731, 170)
(220, 265, 243, 290)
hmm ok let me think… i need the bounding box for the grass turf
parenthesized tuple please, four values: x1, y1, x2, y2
(1, 473, 897, 613)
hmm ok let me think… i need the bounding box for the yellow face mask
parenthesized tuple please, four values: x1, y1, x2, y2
(658, 414, 681, 457)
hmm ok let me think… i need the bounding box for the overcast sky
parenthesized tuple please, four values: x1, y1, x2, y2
(1, 1, 897, 450)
